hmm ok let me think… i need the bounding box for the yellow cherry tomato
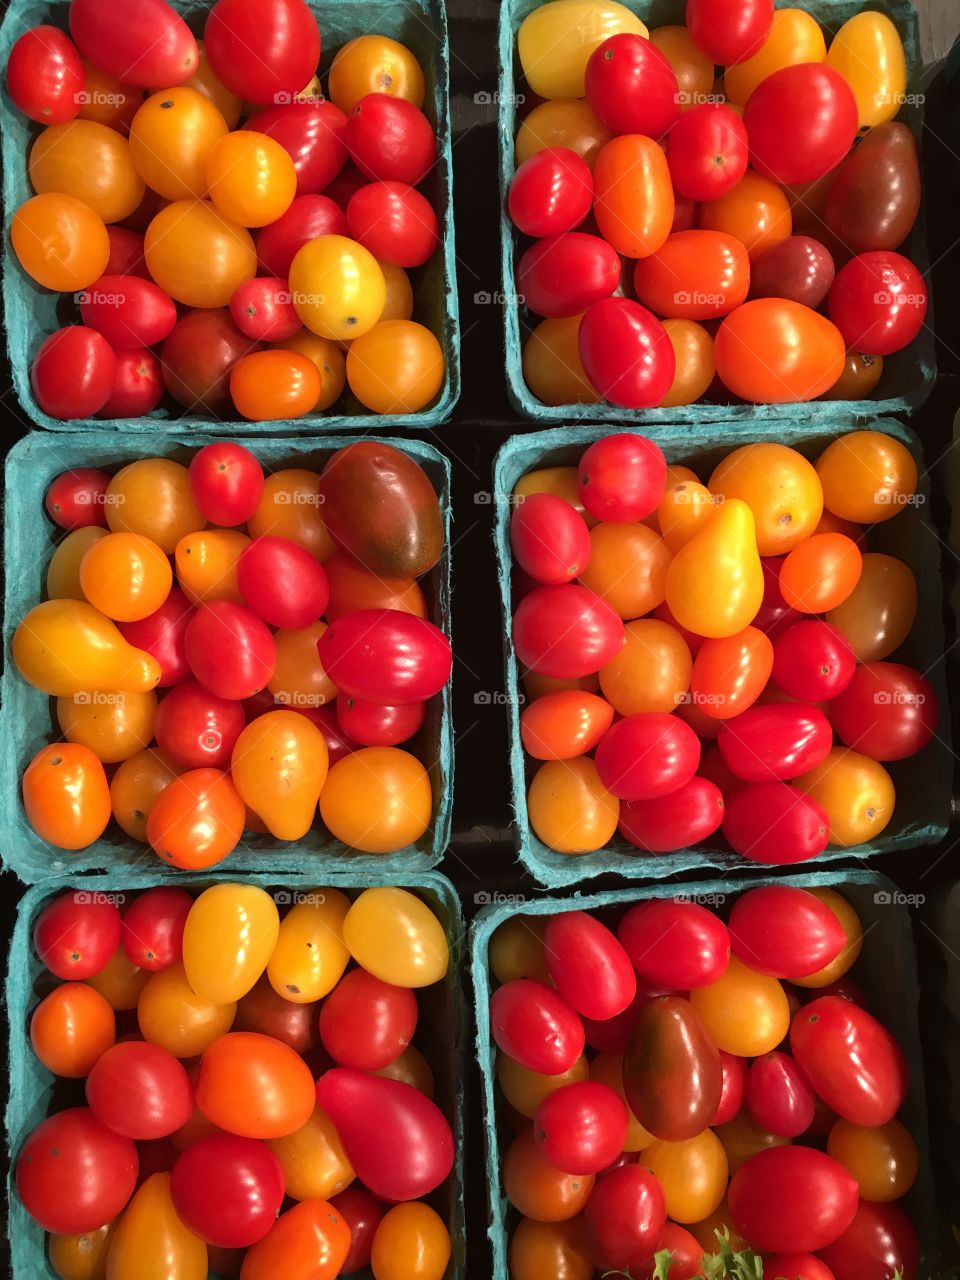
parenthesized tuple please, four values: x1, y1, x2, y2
(78, 62, 143, 132)
(527, 757, 619, 854)
(267, 1106, 355, 1201)
(379, 260, 416, 321)
(13, 599, 161, 696)
(29, 119, 144, 223)
(106, 458, 205, 553)
(792, 888, 863, 989)
(498, 1052, 589, 1117)
(145, 198, 256, 307)
(716, 1111, 791, 1175)
(816, 430, 918, 524)
(186, 41, 243, 128)
(182, 883, 280, 1004)
(232, 710, 329, 840)
(289, 235, 387, 341)
(657, 480, 716, 554)
(665, 499, 764, 639)
(11, 193, 109, 291)
(129, 87, 228, 201)
(86, 943, 151, 1011)
(371, 1202, 452, 1280)
(690, 956, 790, 1056)
(138, 961, 236, 1057)
(661, 318, 715, 408)
(523, 314, 601, 406)
(267, 889, 351, 1003)
(515, 99, 612, 169)
(700, 171, 792, 261)
(518, 0, 648, 98)
(48, 1222, 116, 1280)
(347, 320, 445, 415)
(794, 746, 895, 846)
(644, 1132, 729, 1224)
(599, 618, 692, 715)
(57, 689, 157, 764)
(175, 529, 248, 605)
(827, 12, 907, 129)
(47, 527, 109, 600)
(319, 747, 433, 853)
(329, 35, 426, 114)
(825, 552, 917, 661)
(588, 1052, 654, 1150)
(79, 531, 172, 621)
(649, 25, 714, 110)
(206, 130, 297, 227)
(514, 466, 596, 525)
(709, 443, 824, 557)
(273, 331, 347, 411)
(489, 916, 550, 985)
(342, 886, 449, 987)
(725, 10, 827, 106)
(106, 1173, 206, 1280)
(248, 469, 335, 560)
(110, 746, 179, 842)
(267, 622, 338, 710)
(827, 1118, 918, 1202)
(578, 523, 671, 620)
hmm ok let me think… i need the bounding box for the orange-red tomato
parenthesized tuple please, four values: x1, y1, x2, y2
(578, 523, 671, 620)
(520, 691, 615, 760)
(700, 171, 792, 259)
(779, 532, 863, 612)
(30, 982, 115, 1077)
(816, 430, 918, 523)
(139, 962, 236, 1057)
(708, 442, 824, 557)
(515, 99, 612, 170)
(503, 1128, 594, 1221)
(175, 529, 249, 605)
(146, 767, 245, 869)
(691, 625, 774, 720)
(110, 748, 180, 842)
(526, 758, 619, 854)
(823, 350, 884, 400)
(240, 1199, 351, 1280)
(196, 1031, 316, 1139)
(248, 470, 335, 560)
(509, 1217, 593, 1280)
(22, 743, 111, 849)
(522, 670, 600, 702)
(324, 551, 426, 622)
(593, 134, 674, 258)
(633, 231, 749, 321)
(714, 299, 846, 403)
(328, 34, 425, 114)
(274, 331, 347, 412)
(231, 350, 321, 421)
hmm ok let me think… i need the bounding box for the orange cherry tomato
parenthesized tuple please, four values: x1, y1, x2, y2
(792, 888, 863, 989)
(514, 467, 596, 526)
(78, 62, 143, 132)
(30, 982, 115, 1077)
(823, 350, 885, 400)
(346, 320, 445, 415)
(509, 1217, 593, 1280)
(700, 171, 792, 260)
(690, 957, 790, 1056)
(725, 9, 827, 106)
(794, 746, 894, 846)
(239, 1199, 351, 1280)
(319, 747, 432, 853)
(523, 315, 601, 406)
(196, 1031, 315, 1138)
(266, 1106, 354, 1201)
(589, 1051, 654, 1150)
(515, 99, 612, 170)
(715, 1112, 790, 1177)
(231, 710, 329, 840)
(526, 757, 619, 854)
(23, 743, 111, 849)
(274, 331, 347, 412)
(30, 119, 145, 223)
(106, 458, 205, 554)
(633, 230, 749, 321)
(248, 469, 335, 560)
(499, 1052, 587, 1116)
(708, 442, 824, 556)
(489, 917, 551, 987)
(520, 690, 615, 760)
(373, 1045, 436, 1096)
(324, 551, 426, 622)
(371, 1202, 451, 1280)
(110, 747, 180, 842)
(268, 622, 338, 709)
(522, 670, 600, 701)
(230, 350, 321, 421)
(779, 532, 863, 612)
(826, 552, 917, 661)
(186, 40, 243, 128)
(594, 134, 674, 258)
(207, 130, 297, 227)
(599, 618, 693, 716)
(691, 625, 774, 721)
(504, 1128, 594, 1221)
(12, 193, 110, 291)
(47, 527, 109, 601)
(85, 944, 151, 1011)
(106, 1173, 206, 1280)
(146, 767, 245, 869)
(378, 260, 415, 322)
(665, 499, 764, 639)
(827, 1118, 918, 1202)
(714, 299, 846, 403)
(578, 523, 671, 620)
(649, 25, 714, 110)
(145, 198, 257, 307)
(79, 531, 172, 621)
(816, 430, 918, 523)
(329, 35, 425, 114)
(175, 529, 248, 604)
(57, 688, 157, 763)
(644, 1132, 728, 1224)
(48, 1222, 116, 1280)
(129, 87, 228, 201)
(660, 318, 715, 408)
(658, 479, 717, 552)
(139, 961, 236, 1057)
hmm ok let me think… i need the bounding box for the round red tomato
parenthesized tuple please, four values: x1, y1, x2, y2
(45, 467, 110, 530)
(617, 899, 730, 990)
(727, 885, 846, 979)
(718, 703, 833, 782)
(751, 236, 837, 310)
(346, 181, 438, 267)
(318, 609, 451, 703)
(713, 1049, 747, 1125)
(118, 586, 193, 687)
(106, 226, 149, 278)
(753, 558, 801, 637)
(99, 348, 164, 418)
(686, 0, 774, 64)
(638, 1223, 704, 1280)
(34, 892, 121, 979)
(121, 886, 192, 971)
(345, 94, 435, 185)
(579, 299, 676, 408)
(534, 1081, 628, 1175)
(161, 309, 258, 415)
(818, 1201, 920, 1280)
(189, 442, 265, 527)
(6, 26, 84, 124)
(578, 434, 666, 523)
(32, 326, 117, 420)
(723, 782, 830, 864)
(513, 584, 625, 678)
(185, 601, 276, 700)
(828, 661, 937, 760)
(744, 64, 859, 185)
(666, 104, 749, 202)
(335, 695, 425, 747)
(171, 1133, 286, 1247)
(331, 1186, 385, 1275)
(517, 232, 621, 318)
(238, 536, 330, 629)
(584, 1165, 666, 1271)
(244, 101, 348, 194)
(619, 776, 725, 853)
(595, 712, 701, 801)
(828, 251, 928, 356)
(86, 1041, 193, 1138)
(766, 1256, 839, 1280)
(543, 910, 636, 1020)
(585, 34, 679, 138)
(204, 0, 321, 103)
(729, 1146, 858, 1253)
(510, 493, 591, 585)
(508, 147, 593, 238)
(229, 277, 301, 342)
(153, 679, 246, 770)
(490, 979, 584, 1074)
(80, 275, 176, 350)
(256, 194, 347, 276)
(319, 968, 418, 1070)
(771, 620, 856, 702)
(746, 1051, 816, 1138)
(69, 0, 197, 89)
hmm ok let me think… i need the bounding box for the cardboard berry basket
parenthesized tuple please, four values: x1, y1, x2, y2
(470, 867, 936, 1279)
(6, 869, 467, 1280)
(0, 431, 453, 883)
(497, 0, 935, 428)
(0, 0, 460, 433)
(493, 420, 950, 888)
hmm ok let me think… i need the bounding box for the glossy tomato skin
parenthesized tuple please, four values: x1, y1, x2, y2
(818, 1201, 920, 1280)
(185, 601, 276, 700)
(514, 584, 625, 678)
(346, 181, 438, 267)
(256, 194, 347, 276)
(828, 251, 928, 356)
(713, 1050, 747, 1126)
(666, 104, 749, 202)
(336, 695, 424, 747)
(239, 1197, 351, 1280)
(730, 1146, 858, 1253)
(633, 230, 750, 321)
(583, 1165, 666, 1271)
(345, 94, 436, 185)
(728, 885, 846, 979)
(585, 34, 679, 138)
(318, 609, 450, 703)
(543, 910, 636, 1020)
(579, 299, 676, 408)
(162, 309, 258, 415)
(69, 0, 197, 89)
(750, 236, 836, 309)
(723, 782, 830, 864)
(118, 587, 193, 687)
(764, 1256, 837, 1280)
(229, 277, 301, 342)
(623, 995, 723, 1142)
(31, 326, 117, 420)
(517, 233, 621, 319)
(618, 899, 730, 990)
(204, 0, 320, 103)
(238, 537, 329, 629)
(171, 1133, 286, 1247)
(825, 123, 920, 255)
(146, 767, 245, 870)
(746, 1050, 816, 1138)
(714, 299, 846, 403)
(520, 691, 615, 760)
(491, 979, 585, 1075)
(578, 434, 666, 523)
(718, 703, 833, 782)
(99, 348, 164, 417)
(121, 886, 192, 971)
(45, 467, 110, 530)
(686, 0, 774, 64)
(534, 1081, 628, 1174)
(86, 1041, 193, 1139)
(595, 712, 701, 801)
(511, 493, 591, 585)
(828, 661, 936, 760)
(245, 101, 347, 195)
(80, 275, 176, 349)
(619, 776, 725, 853)
(189, 442, 264, 527)
(7, 26, 84, 124)
(508, 147, 593, 238)
(331, 1186, 386, 1275)
(319, 968, 417, 1070)
(34, 892, 121, 979)
(771, 620, 856, 702)
(744, 64, 859, 185)
(154, 679, 246, 770)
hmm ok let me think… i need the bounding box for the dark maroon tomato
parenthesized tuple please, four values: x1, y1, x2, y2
(808, 976, 867, 1007)
(118, 586, 193, 687)
(517, 232, 621, 319)
(45, 467, 111, 530)
(319, 968, 417, 1071)
(256, 194, 347, 277)
(185, 601, 277, 700)
(70, 0, 197, 89)
(791, 996, 909, 1126)
(205, 0, 320, 103)
(235, 976, 318, 1051)
(153, 679, 246, 770)
(243, 100, 347, 193)
(749, 236, 836, 309)
(623, 995, 722, 1141)
(828, 251, 928, 356)
(824, 123, 921, 256)
(534, 1081, 628, 1175)
(618, 899, 730, 990)
(578, 298, 676, 408)
(106, 226, 149, 278)
(771, 620, 856, 702)
(336, 694, 425, 747)
(753, 557, 802, 637)
(723, 782, 830, 864)
(686, 0, 773, 64)
(330, 1185, 385, 1275)
(744, 64, 859, 186)
(512, 584, 625, 678)
(86, 1041, 193, 1139)
(161, 309, 258, 415)
(578, 434, 667, 523)
(171, 1133, 286, 1248)
(727, 885, 846, 979)
(189, 442, 264, 527)
(666, 103, 749, 202)
(712, 1049, 747, 1125)
(584, 1165, 666, 1271)
(228, 277, 300, 342)
(510, 492, 592, 585)
(818, 1201, 920, 1280)
(619, 776, 725, 853)
(543, 910, 637, 1021)
(581, 990, 651, 1055)
(319, 609, 451, 704)
(31, 326, 117, 420)
(585, 33, 679, 138)
(99, 348, 164, 417)
(346, 181, 438, 268)
(508, 147, 593, 238)
(828, 661, 937, 761)
(80, 275, 177, 349)
(34, 892, 122, 979)
(595, 712, 700, 801)
(345, 94, 436, 185)
(121, 886, 192, 971)
(6, 25, 84, 124)
(238, 536, 329, 630)
(718, 703, 833, 782)
(729, 1146, 858, 1254)
(490, 978, 585, 1074)
(746, 1051, 815, 1138)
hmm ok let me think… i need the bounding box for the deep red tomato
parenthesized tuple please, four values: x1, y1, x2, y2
(510, 492, 591, 585)
(543, 910, 636, 1020)
(189, 442, 264, 527)
(106, 226, 149, 278)
(750, 236, 837, 309)
(791, 996, 909, 1126)
(489, 978, 585, 1074)
(581, 990, 651, 1054)
(764, 1255, 837, 1280)
(256, 195, 347, 276)
(727, 885, 846, 979)
(624, 995, 723, 1141)
(666, 104, 749, 201)
(753, 557, 802, 637)
(346, 181, 438, 267)
(579, 298, 676, 408)
(713, 1049, 747, 1125)
(828, 661, 937, 760)
(80, 275, 177, 349)
(121, 886, 192, 971)
(15, 1107, 138, 1234)
(185, 601, 276, 700)
(723, 782, 830, 864)
(595, 712, 701, 801)
(746, 1051, 816, 1138)
(330, 1186, 385, 1275)
(617, 899, 730, 990)
(99, 348, 164, 417)
(818, 1201, 920, 1280)
(584, 1164, 666, 1270)
(45, 467, 111, 530)
(517, 232, 621, 318)
(319, 968, 418, 1070)
(718, 703, 833, 782)
(637, 1223, 704, 1280)
(161, 310, 259, 415)
(86, 1041, 193, 1139)
(771, 620, 856, 702)
(619, 776, 725, 853)
(204, 0, 320, 103)
(828, 251, 928, 356)
(153, 679, 246, 770)
(744, 64, 859, 185)
(335, 695, 425, 747)
(6, 26, 84, 124)
(508, 147, 593, 238)
(534, 1081, 628, 1175)
(513, 584, 625, 678)
(578, 434, 667, 523)
(31, 326, 117, 420)
(686, 0, 774, 64)
(238, 536, 330, 629)
(585, 33, 680, 138)
(118, 586, 193, 686)
(69, 0, 197, 88)
(171, 1133, 286, 1248)
(345, 94, 436, 185)
(729, 1146, 858, 1253)
(229, 277, 301, 342)
(244, 101, 348, 194)
(235, 976, 319, 1053)
(34, 892, 121, 979)
(318, 609, 451, 703)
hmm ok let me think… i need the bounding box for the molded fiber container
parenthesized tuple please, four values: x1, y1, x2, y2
(6, 869, 466, 1280)
(471, 868, 936, 1278)
(494, 420, 950, 887)
(0, 432, 453, 882)
(497, 0, 934, 426)
(0, 0, 460, 433)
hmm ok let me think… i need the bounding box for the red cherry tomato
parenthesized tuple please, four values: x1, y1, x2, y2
(319, 968, 418, 1070)
(578, 434, 667, 523)
(764, 1256, 836, 1280)
(161, 309, 259, 416)
(744, 64, 859, 185)
(7, 26, 84, 124)
(489, 979, 585, 1074)
(121, 886, 192, 971)
(244, 101, 348, 194)
(828, 251, 928, 356)
(666, 104, 749, 201)
(189, 442, 264, 527)
(513, 584, 625, 678)
(713, 1050, 747, 1125)
(727, 885, 846, 979)
(718, 703, 833, 782)
(31, 326, 118, 420)
(256, 195, 347, 276)
(617, 899, 730, 990)
(729, 1146, 858, 1254)
(828, 661, 937, 761)
(229, 277, 301, 342)
(154, 679, 246, 770)
(637, 1223, 704, 1280)
(508, 147, 593, 238)
(686, 0, 774, 64)
(185, 601, 276, 700)
(118, 586, 193, 687)
(318, 609, 451, 703)
(690, 627, 774, 721)
(584, 1164, 667, 1271)
(579, 298, 676, 408)
(204, 0, 321, 103)
(335, 695, 425, 747)
(818, 1201, 920, 1280)
(80, 275, 177, 349)
(543, 910, 637, 1020)
(750, 236, 837, 309)
(171, 1133, 286, 1248)
(771, 620, 856, 702)
(753, 557, 802, 637)
(346, 181, 438, 267)
(619, 776, 725, 853)
(723, 782, 830, 864)
(86, 1041, 193, 1139)
(106, 226, 149, 278)
(69, 0, 198, 89)
(517, 232, 621, 318)
(330, 1185, 386, 1275)
(45, 467, 111, 530)
(595, 712, 701, 801)
(584, 34, 680, 139)
(746, 1050, 816, 1138)
(99, 348, 164, 417)
(534, 1081, 628, 1175)
(345, 94, 436, 184)
(34, 892, 122, 979)
(238, 536, 330, 629)
(510, 493, 591, 585)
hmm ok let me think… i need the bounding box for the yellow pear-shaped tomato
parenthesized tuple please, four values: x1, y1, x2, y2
(231, 711, 329, 840)
(13, 600, 162, 695)
(289, 235, 386, 341)
(266, 1106, 355, 1201)
(665, 499, 764, 639)
(182, 883, 280, 1003)
(267, 888, 351, 1003)
(518, 0, 648, 98)
(175, 529, 249, 604)
(47, 527, 108, 601)
(106, 1173, 206, 1280)
(343, 887, 449, 987)
(826, 12, 907, 129)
